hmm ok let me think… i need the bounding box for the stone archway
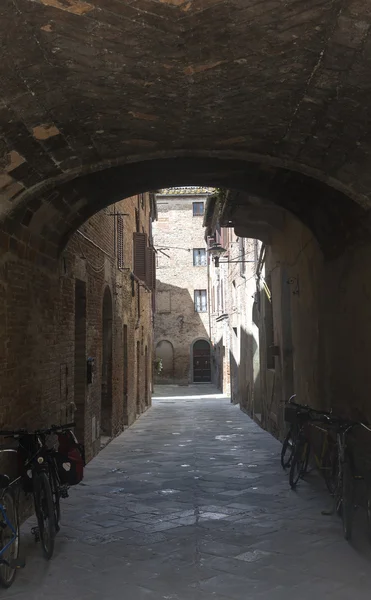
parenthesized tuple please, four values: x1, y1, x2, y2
(155, 340, 174, 382)
(101, 286, 113, 438)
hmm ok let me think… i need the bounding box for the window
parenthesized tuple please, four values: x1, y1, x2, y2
(194, 289, 207, 313)
(193, 202, 204, 216)
(193, 248, 206, 266)
(264, 275, 275, 370)
(239, 237, 245, 275)
(157, 290, 171, 314)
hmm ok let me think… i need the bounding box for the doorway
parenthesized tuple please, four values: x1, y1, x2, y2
(192, 340, 211, 383)
(145, 346, 149, 406)
(74, 279, 86, 445)
(136, 341, 140, 414)
(123, 324, 128, 425)
(101, 287, 113, 438)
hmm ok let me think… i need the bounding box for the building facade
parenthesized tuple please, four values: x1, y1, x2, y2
(63, 192, 156, 460)
(205, 188, 343, 443)
(206, 210, 260, 405)
(153, 188, 212, 385)
(0, 192, 156, 466)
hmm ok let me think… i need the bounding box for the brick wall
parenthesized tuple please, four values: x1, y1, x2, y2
(0, 193, 155, 466)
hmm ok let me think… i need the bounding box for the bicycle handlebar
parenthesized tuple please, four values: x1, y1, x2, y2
(0, 423, 75, 437)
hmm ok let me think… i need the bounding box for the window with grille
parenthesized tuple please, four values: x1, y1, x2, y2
(193, 248, 206, 266)
(194, 289, 207, 313)
(192, 202, 204, 216)
(117, 215, 124, 268)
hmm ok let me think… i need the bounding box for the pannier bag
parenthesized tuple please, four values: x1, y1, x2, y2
(55, 429, 85, 486)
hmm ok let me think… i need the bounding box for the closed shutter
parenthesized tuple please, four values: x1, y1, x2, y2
(146, 247, 153, 289)
(133, 232, 147, 281)
(117, 216, 124, 268)
(152, 247, 156, 290)
(145, 247, 156, 290)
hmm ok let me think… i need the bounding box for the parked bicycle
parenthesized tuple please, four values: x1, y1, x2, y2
(329, 419, 371, 541)
(0, 472, 23, 587)
(281, 395, 309, 469)
(0, 423, 82, 560)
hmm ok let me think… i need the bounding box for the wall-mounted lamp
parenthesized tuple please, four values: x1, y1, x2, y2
(287, 276, 299, 295)
(208, 243, 227, 267)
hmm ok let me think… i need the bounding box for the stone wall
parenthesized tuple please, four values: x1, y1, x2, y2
(0, 193, 155, 464)
(209, 230, 258, 403)
(153, 193, 210, 385)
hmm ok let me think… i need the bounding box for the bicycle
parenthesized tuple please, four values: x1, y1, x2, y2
(0, 423, 75, 560)
(288, 410, 336, 490)
(0, 443, 25, 588)
(330, 420, 371, 541)
(281, 395, 310, 469)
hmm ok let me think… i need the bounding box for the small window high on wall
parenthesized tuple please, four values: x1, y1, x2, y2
(194, 289, 207, 312)
(193, 248, 206, 266)
(193, 202, 204, 216)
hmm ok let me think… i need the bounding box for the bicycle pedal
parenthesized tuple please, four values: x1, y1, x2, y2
(60, 489, 69, 499)
(9, 558, 25, 569)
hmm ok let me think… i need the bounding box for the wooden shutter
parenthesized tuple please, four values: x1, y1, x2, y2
(117, 215, 124, 268)
(145, 247, 156, 290)
(133, 232, 147, 281)
(152, 247, 156, 290)
(146, 247, 152, 289)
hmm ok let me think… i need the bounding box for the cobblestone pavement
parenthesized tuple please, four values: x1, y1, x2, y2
(10, 386, 371, 599)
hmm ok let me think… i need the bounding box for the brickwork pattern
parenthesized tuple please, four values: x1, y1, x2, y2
(0, 193, 154, 465)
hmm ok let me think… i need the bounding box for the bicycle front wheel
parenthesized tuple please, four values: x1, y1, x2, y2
(0, 489, 19, 588)
(34, 472, 56, 560)
(289, 441, 310, 489)
(342, 460, 354, 541)
(323, 446, 339, 496)
(281, 429, 295, 469)
(49, 470, 61, 533)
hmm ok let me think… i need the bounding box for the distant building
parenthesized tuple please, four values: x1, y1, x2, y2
(204, 192, 260, 408)
(153, 188, 213, 385)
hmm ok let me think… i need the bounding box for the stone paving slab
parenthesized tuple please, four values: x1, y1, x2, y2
(8, 385, 371, 599)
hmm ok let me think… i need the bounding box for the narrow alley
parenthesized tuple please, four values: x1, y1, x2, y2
(12, 387, 371, 600)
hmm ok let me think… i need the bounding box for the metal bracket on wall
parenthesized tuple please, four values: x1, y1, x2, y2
(287, 276, 299, 295)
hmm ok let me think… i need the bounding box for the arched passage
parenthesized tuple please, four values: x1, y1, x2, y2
(155, 340, 174, 381)
(101, 286, 113, 439)
(3, 156, 369, 263)
(192, 339, 211, 384)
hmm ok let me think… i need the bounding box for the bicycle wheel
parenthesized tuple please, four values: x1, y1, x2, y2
(0, 489, 19, 588)
(281, 428, 295, 469)
(49, 471, 60, 533)
(289, 441, 310, 489)
(366, 478, 371, 543)
(323, 446, 339, 496)
(34, 471, 56, 560)
(342, 460, 354, 541)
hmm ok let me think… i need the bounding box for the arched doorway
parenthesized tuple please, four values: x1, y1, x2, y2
(101, 287, 113, 438)
(192, 340, 211, 383)
(155, 340, 174, 381)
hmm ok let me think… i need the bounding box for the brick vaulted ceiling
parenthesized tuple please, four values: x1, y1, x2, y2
(1, 0, 371, 254)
